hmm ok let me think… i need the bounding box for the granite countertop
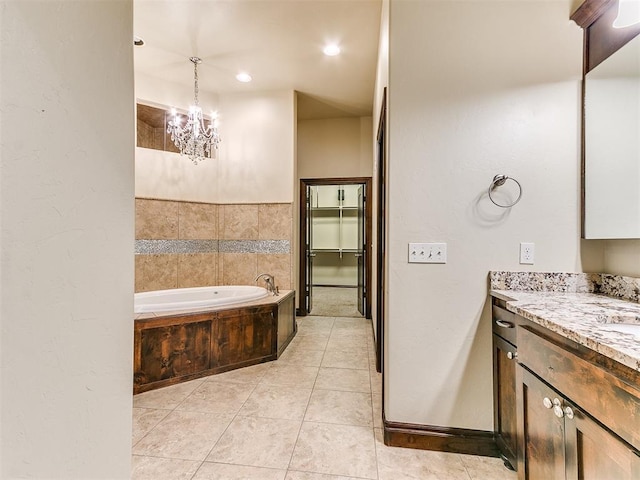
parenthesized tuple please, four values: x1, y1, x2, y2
(491, 289, 640, 372)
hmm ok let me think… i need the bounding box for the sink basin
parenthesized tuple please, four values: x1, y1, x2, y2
(597, 313, 640, 339)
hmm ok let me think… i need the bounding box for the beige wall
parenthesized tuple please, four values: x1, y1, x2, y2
(136, 78, 296, 204)
(604, 240, 640, 276)
(385, 0, 602, 430)
(0, 1, 134, 477)
(298, 117, 374, 179)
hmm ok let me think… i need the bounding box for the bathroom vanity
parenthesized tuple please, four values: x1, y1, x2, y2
(491, 273, 640, 479)
(133, 290, 296, 394)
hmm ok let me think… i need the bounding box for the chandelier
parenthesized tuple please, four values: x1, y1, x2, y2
(167, 57, 221, 164)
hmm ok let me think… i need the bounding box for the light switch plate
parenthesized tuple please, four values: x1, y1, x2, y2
(408, 243, 447, 264)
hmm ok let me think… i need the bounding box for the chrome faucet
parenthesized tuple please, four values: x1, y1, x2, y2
(255, 273, 278, 295)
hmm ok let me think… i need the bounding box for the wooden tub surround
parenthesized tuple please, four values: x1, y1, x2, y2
(133, 290, 296, 394)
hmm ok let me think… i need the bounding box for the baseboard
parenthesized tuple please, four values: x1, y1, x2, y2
(383, 419, 500, 457)
(295, 308, 306, 317)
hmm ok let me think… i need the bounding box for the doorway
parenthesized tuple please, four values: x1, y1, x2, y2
(299, 178, 372, 319)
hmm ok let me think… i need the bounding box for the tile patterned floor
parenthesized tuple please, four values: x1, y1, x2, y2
(132, 316, 516, 480)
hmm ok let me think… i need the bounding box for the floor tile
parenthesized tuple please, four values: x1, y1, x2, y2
(175, 380, 255, 414)
(238, 383, 313, 420)
(131, 455, 200, 480)
(133, 378, 204, 409)
(372, 393, 383, 428)
(278, 346, 326, 367)
(321, 349, 369, 370)
(260, 364, 320, 388)
(285, 471, 357, 480)
(315, 367, 371, 393)
(305, 389, 373, 427)
(289, 422, 377, 479)
(289, 334, 330, 350)
(132, 410, 233, 461)
(132, 407, 171, 445)
(460, 454, 516, 480)
(297, 318, 334, 335)
(207, 416, 302, 469)
(370, 372, 382, 395)
(374, 428, 471, 480)
(325, 336, 369, 352)
(193, 462, 287, 480)
(208, 362, 273, 384)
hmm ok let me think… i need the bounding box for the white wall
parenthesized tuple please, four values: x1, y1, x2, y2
(386, 0, 601, 430)
(1, 1, 135, 477)
(298, 117, 374, 179)
(136, 75, 296, 204)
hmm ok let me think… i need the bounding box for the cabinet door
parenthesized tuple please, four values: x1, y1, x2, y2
(517, 367, 566, 480)
(342, 184, 360, 208)
(493, 334, 518, 470)
(243, 307, 275, 360)
(214, 312, 245, 368)
(138, 320, 212, 383)
(565, 402, 640, 480)
(214, 307, 275, 369)
(316, 185, 341, 208)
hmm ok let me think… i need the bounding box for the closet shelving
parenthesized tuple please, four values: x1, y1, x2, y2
(310, 185, 360, 287)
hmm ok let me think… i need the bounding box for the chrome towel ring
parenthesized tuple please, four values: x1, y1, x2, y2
(488, 174, 522, 208)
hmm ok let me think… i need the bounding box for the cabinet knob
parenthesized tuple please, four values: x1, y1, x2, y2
(564, 406, 574, 419)
(553, 405, 565, 418)
(506, 351, 518, 360)
(543, 397, 553, 409)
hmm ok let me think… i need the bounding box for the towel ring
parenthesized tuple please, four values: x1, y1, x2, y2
(488, 175, 522, 208)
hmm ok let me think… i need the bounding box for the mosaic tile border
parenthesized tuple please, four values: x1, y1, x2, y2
(135, 239, 290, 255)
(490, 271, 640, 304)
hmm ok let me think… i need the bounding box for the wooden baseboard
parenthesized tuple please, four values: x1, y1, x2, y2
(383, 420, 499, 457)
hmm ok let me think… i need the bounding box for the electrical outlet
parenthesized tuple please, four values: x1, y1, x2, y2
(520, 242, 535, 265)
(408, 243, 447, 264)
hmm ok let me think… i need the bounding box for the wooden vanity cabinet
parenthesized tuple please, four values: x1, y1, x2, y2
(516, 326, 640, 480)
(492, 301, 524, 470)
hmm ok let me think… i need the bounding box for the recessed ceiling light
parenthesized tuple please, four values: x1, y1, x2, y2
(236, 72, 252, 83)
(323, 44, 341, 56)
(134, 35, 145, 47)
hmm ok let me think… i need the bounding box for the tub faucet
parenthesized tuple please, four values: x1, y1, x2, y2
(255, 273, 278, 295)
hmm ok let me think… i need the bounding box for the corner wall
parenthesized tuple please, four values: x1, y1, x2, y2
(1, 1, 134, 477)
(386, 0, 598, 430)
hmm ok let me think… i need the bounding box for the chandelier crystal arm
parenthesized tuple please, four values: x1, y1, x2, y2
(167, 56, 221, 164)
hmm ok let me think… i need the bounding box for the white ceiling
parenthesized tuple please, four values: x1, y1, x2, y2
(134, 0, 382, 119)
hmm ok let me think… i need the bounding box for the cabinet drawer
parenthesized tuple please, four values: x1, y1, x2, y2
(492, 305, 519, 345)
(518, 326, 640, 450)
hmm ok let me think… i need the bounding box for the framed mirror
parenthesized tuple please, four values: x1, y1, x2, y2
(584, 34, 640, 239)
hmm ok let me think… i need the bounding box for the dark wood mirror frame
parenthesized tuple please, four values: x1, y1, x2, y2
(571, 0, 640, 238)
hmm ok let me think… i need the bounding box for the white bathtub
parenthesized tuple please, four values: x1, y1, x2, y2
(134, 286, 269, 314)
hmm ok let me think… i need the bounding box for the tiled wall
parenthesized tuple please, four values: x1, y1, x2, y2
(135, 199, 293, 292)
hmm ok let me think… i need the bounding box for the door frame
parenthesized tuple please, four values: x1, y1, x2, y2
(299, 177, 373, 319)
(376, 88, 387, 373)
